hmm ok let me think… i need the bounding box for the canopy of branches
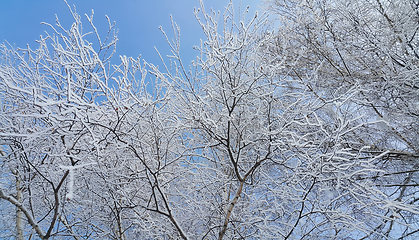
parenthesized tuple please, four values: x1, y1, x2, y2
(1, 0, 418, 239)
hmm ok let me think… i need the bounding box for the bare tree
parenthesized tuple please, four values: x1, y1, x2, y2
(263, 0, 419, 238)
(0, 2, 121, 239)
(1, 0, 418, 239)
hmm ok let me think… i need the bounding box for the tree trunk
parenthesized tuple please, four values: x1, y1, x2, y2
(13, 170, 24, 240)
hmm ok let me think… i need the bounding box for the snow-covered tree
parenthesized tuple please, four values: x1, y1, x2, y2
(1, 0, 418, 239)
(262, 0, 419, 238)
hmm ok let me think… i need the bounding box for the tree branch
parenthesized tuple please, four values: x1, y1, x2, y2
(0, 188, 46, 239)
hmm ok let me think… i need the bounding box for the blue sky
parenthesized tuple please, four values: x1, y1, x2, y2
(0, 0, 262, 67)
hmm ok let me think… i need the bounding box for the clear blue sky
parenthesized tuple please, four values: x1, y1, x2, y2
(0, 0, 262, 66)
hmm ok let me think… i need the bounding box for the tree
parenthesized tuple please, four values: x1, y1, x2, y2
(1, 0, 418, 239)
(262, 0, 419, 238)
(0, 3, 131, 239)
